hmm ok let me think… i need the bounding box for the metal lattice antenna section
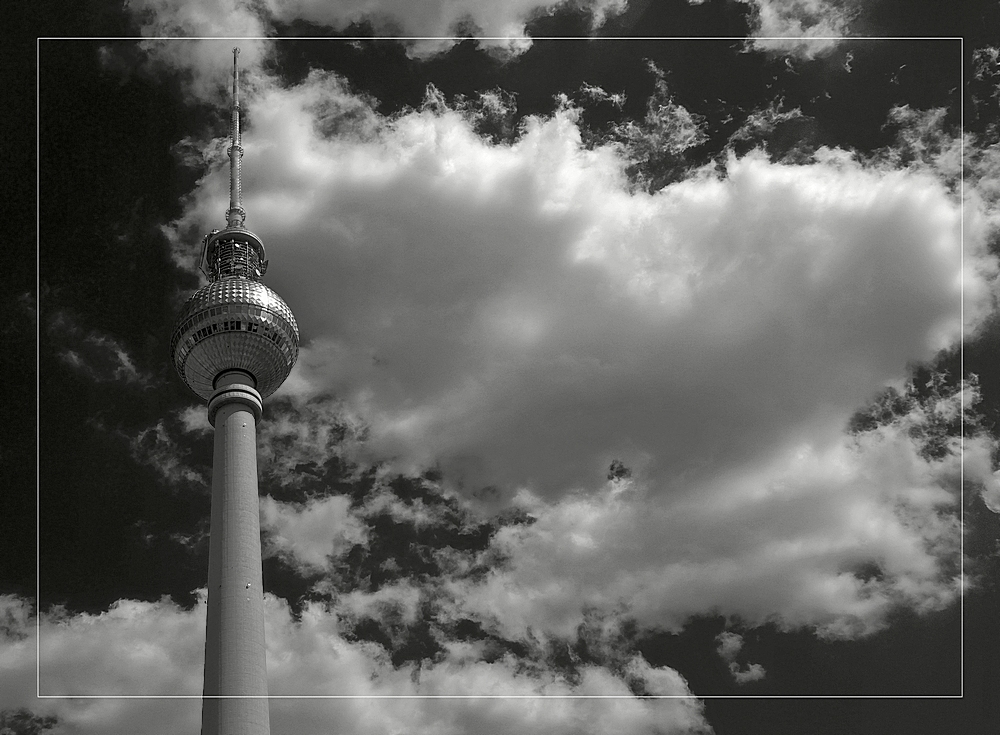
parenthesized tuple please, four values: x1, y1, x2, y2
(226, 47, 246, 229)
(196, 47, 270, 283)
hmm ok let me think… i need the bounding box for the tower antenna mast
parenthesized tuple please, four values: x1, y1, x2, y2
(227, 47, 245, 229)
(195, 48, 268, 282)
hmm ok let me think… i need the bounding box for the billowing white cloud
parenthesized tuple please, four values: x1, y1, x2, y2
(266, 602, 707, 732)
(162, 70, 985, 500)
(450, 380, 983, 639)
(35, 597, 205, 698)
(7, 594, 707, 733)
(150, 52, 999, 648)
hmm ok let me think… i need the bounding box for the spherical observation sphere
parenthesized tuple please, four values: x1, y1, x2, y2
(171, 278, 299, 400)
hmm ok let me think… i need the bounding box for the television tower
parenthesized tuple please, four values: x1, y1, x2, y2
(170, 48, 298, 735)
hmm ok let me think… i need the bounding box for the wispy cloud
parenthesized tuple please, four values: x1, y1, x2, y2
(264, 0, 627, 54)
(715, 631, 766, 685)
(128, 419, 207, 488)
(121, 1, 272, 101)
(48, 311, 157, 388)
(125, 0, 628, 65)
(126, 0, 856, 64)
(256, 395, 358, 487)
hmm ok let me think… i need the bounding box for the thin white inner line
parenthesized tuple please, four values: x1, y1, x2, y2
(35, 34, 966, 701)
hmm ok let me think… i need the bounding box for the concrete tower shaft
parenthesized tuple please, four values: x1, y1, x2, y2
(202, 371, 269, 735)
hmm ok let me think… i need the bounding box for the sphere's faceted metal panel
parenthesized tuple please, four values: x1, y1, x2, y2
(171, 278, 298, 400)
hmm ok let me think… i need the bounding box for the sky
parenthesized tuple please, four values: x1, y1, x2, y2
(9, 0, 1000, 733)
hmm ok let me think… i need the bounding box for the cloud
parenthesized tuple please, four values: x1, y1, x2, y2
(129, 419, 207, 488)
(261, 494, 369, 571)
(450, 381, 980, 640)
(122, 2, 272, 101)
(35, 597, 205, 699)
(255, 394, 358, 487)
(177, 405, 212, 435)
(6, 594, 709, 733)
(125, 0, 628, 69)
(876, 106, 963, 184)
(735, 0, 858, 58)
(161, 71, 985, 502)
(262, 0, 627, 54)
(727, 100, 814, 157)
(128, 0, 267, 39)
(48, 311, 156, 387)
(124, 0, 852, 64)
(715, 632, 766, 684)
(604, 61, 709, 191)
(145, 57, 1000, 650)
(981, 471, 1000, 514)
(112, 370, 991, 654)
